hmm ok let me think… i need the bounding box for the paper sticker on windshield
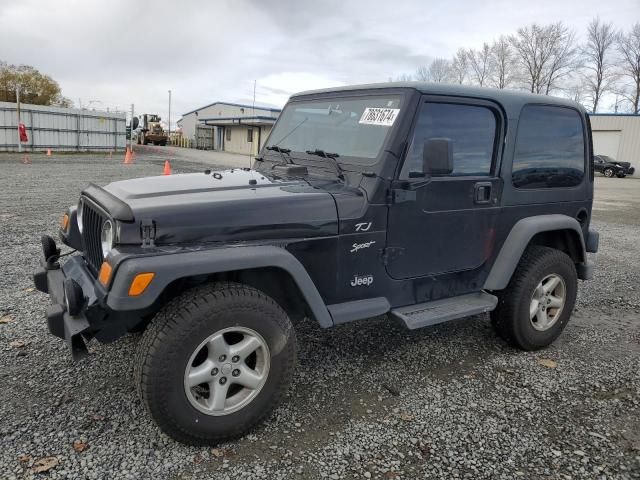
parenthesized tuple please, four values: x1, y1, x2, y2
(359, 108, 400, 126)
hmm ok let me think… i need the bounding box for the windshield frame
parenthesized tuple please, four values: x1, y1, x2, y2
(262, 91, 408, 168)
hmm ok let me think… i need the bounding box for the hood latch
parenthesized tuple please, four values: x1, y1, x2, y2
(141, 219, 156, 247)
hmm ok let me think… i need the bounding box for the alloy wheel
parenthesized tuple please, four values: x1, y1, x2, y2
(529, 273, 566, 331)
(184, 327, 270, 416)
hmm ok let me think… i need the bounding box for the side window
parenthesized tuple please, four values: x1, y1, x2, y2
(512, 105, 585, 189)
(400, 102, 497, 179)
(247, 128, 253, 143)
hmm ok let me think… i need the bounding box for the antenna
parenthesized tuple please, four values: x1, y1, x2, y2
(249, 79, 257, 169)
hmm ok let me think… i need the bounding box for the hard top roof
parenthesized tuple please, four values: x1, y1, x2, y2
(291, 82, 583, 113)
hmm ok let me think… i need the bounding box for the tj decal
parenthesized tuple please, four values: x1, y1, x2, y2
(355, 222, 372, 232)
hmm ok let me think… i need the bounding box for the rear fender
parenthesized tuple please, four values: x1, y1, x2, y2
(484, 215, 587, 291)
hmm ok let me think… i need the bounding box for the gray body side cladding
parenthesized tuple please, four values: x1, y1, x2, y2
(106, 245, 334, 328)
(484, 214, 587, 291)
(328, 297, 391, 325)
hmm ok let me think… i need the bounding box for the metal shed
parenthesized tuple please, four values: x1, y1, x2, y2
(589, 114, 640, 169)
(0, 101, 126, 152)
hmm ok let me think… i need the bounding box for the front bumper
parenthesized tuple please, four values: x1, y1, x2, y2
(34, 256, 96, 360)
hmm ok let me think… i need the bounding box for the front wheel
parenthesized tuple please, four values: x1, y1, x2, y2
(491, 246, 577, 350)
(134, 282, 297, 445)
(603, 167, 614, 177)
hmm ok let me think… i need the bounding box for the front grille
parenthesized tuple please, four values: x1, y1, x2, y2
(81, 200, 106, 273)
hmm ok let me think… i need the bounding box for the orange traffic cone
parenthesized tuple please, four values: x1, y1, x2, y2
(123, 147, 133, 165)
(163, 160, 171, 175)
(46, 148, 52, 156)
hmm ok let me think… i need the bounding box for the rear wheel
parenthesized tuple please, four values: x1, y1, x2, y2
(134, 282, 297, 445)
(491, 246, 577, 350)
(603, 167, 614, 177)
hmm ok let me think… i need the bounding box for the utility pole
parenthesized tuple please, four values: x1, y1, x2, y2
(130, 103, 135, 151)
(16, 85, 21, 153)
(168, 89, 171, 138)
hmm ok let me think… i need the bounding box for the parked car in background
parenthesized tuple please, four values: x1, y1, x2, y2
(594, 155, 635, 178)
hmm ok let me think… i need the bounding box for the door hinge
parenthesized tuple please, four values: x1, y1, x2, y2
(381, 247, 405, 265)
(388, 188, 417, 204)
(141, 219, 156, 247)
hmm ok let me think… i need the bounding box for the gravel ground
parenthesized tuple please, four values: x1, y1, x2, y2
(0, 151, 639, 480)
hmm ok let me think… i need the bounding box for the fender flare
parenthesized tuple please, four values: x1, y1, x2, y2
(106, 245, 334, 328)
(483, 214, 586, 291)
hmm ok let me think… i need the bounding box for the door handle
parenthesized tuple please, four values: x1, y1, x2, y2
(474, 182, 492, 204)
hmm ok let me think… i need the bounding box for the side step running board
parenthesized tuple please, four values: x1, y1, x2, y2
(391, 292, 498, 330)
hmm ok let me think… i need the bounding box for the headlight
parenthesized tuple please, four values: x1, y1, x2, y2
(77, 200, 84, 233)
(101, 220, 114, 258)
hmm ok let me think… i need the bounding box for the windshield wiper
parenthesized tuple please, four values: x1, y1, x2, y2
(305, 148, 339, 159)
(265, 145, 294, 165)
(266, 145, 291, 154)
(305, 149, 344, 179)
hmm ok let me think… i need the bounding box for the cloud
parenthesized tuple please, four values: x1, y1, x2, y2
(1, 0, 638, 123)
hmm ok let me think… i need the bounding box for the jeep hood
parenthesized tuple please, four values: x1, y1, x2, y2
(99, 169, 338, 244)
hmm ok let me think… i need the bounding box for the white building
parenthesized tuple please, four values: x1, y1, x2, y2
(590, 114, 640, 169)
(177, 101, 281, 155)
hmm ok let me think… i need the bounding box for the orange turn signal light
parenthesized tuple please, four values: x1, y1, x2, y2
(61, 213, 69, 231)
(98, 261, 113, 286)
(128, 272, 155, 296)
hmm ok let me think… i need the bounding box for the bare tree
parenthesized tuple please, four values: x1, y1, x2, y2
(509, 22, 578, 94)
(450, 48, 469, 84)
(414, 65, 429, 81)
(415, 58, 451, 83)
(467, 43, 492, 86)
(563, 80, 588, 105)
(388, 73, 414, 82)
(488, 36, 515, 89)
(543, 23, 580, 95)
(617, 22, 640, 113)
(582, 18, 618, 112)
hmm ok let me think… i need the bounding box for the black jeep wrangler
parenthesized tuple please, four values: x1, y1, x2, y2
(34, 83, 599, 445)
(594, 154, 635, 178)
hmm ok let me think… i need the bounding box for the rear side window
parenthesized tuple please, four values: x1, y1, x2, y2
(400, 102, 497, 179)
(512, 105, 585, 188)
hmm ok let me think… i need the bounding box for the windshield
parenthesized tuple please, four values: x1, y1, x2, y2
(266, 95, 402, 164)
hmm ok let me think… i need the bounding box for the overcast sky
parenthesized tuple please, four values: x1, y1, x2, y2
(1, 0, 638, 125)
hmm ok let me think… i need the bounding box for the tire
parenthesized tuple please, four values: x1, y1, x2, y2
(134, 282, 297, 445)
(160, 141, 167, 146)
(603, 168, 614, 177)
(490, 246, 577, 351)
(616, 172, 626, 178)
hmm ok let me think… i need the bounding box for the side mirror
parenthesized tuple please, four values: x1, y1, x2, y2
(132, 117, 139, 130)
(423, 138, 453, 175)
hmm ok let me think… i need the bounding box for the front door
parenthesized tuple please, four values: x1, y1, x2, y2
(386, 97, 503, 282)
